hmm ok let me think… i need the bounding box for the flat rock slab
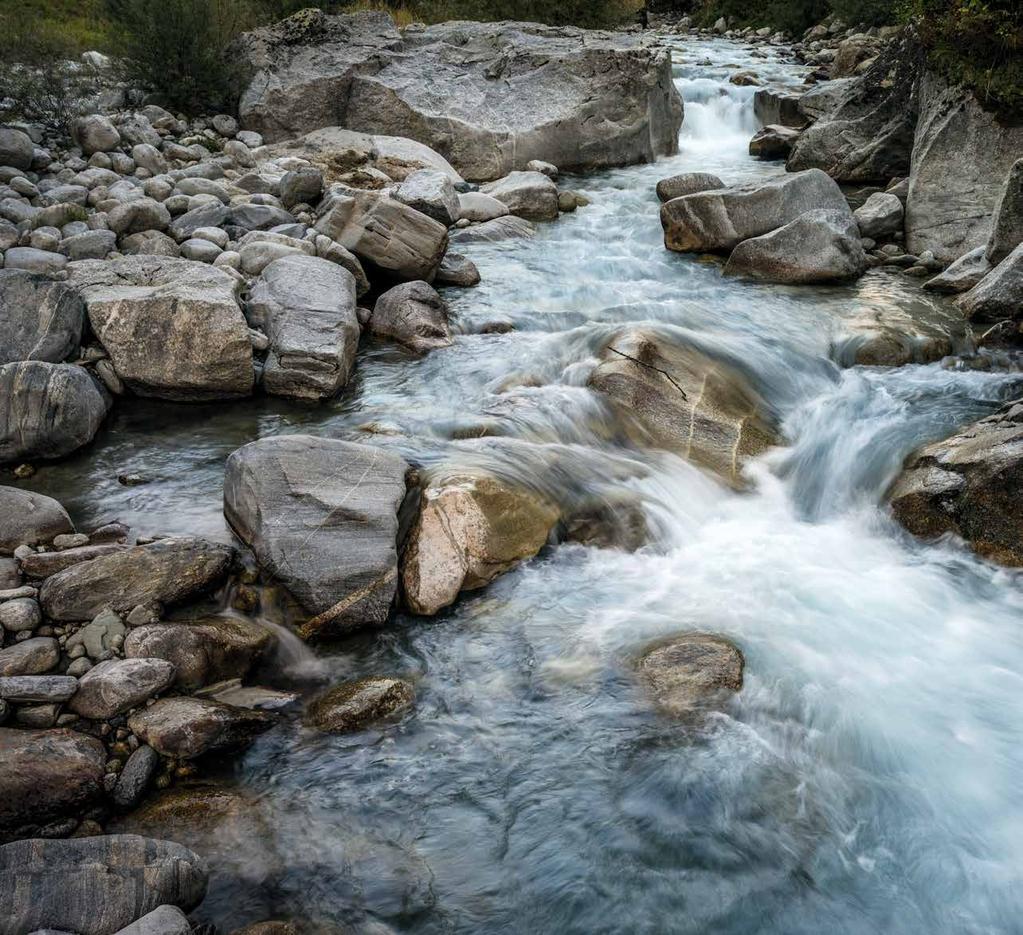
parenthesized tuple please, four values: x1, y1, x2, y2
(0, 834, 207, 935)
(0, 675, 78, 703)
(67, 256, 253, 401)
(0, 269, 85, 365)
(128, 696, 275, 759)
(224, 435, 409, 640)
(0, 486, 73, 554)
(20, 542, 128, 578)
(39, 537, 234, 621)
(0, 361, 110, 463)
(0, 638, 60, 677)
(0, 728, 105, 837)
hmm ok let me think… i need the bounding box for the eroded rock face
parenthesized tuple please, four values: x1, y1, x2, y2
(128, 696, 275, 759)
(987, 158, 1023, 266)
(68, 256, 253, 400)
(906, 72, 1023, 264)
(724, 208, 866, 284)
(0, 487, 73, 554)
(0, 270, 85, 365)
(660, 169, 848, 254)
(889, 399, 1023, 566)
(637, 633, 744, 716)
(0, 835, 207, 935)
(303, 676, 414, 733)
(401, 472, 560, 615)
(0, 728, 105, 838)
(368, 280, 451, 354)
(223, 435, 409, 639)
(238, 12, 683, 180)
(587, 328, 778, 488)
(0, 361, 110, 463)
(39, 538, 234, 621)
(248, 254, 360, 400)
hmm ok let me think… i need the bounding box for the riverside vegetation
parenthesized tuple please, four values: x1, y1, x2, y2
(1, 1, 1023, 933)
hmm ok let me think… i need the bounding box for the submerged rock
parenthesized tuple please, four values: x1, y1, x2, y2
(401, 471, 560, 615)
(637, 633, 744, 716)
(588, 328, 777, 487)
(368, 281, 452, 354)
(223, 435, 409, 640)
(0, 270, 85, 365)
(304, 676, 414, 733)
(0, 487, 73, 554)
(0, 834, 207, 935)
(833, 304, 955, 367)
(889, 399, 1023, 566)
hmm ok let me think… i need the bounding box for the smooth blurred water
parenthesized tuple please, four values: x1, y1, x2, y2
(27, 37, 1023, 935)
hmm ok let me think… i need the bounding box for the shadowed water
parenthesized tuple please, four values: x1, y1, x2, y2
(23, 37, 1023, 935)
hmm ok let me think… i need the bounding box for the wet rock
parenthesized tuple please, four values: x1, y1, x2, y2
(0, 596, 41, 631)
(637, 633, 744, 716)
(0, 487, 73, 554)
(237, 13, 682, 180)
(111, 745, 160, 810)
(661, 169, 848, 253)
(39, 538, 234, 622)
(890, 399, 1023, 565)
(987, 159, 1023, 266)
(0, 728, 105, 837)
(368, 281, 452, 354)
(748, 124, 800, 160)
(0, 361, 110, 463)
(0, 675, 77, 703)
(112, 905, 191, 935)
(66, 608, 126, 657)
(314, 188, 448, 282)
(69, 658, 176, 719)
(394, 169, 460, 226)
(68, 256, 253, 401)
(0, 637, 60, 676)
(20, 542, 128, 578)
(753, 87, 804, 128)
(922, 246, 991, 295)
(124, 617, 274, 692)
(0, 834, 207, 935)
(957, 242, 1023, 325)
(480, 171, 559, 221)
(434, 252, 480, 287)
(402, 471, 559, 615)
(834, 305, 954, 367)
(0, 270, 85, 366)
(224, 435, 409, 640)
(588, 328, 777, 488)
(128, 696, 274, 759)
(448, 215, 535, 245)
(723, 208, 867, 284)
(853, 191, 903, 240)
(304, 676, 414, 733)
(906, 71, 1023, 264)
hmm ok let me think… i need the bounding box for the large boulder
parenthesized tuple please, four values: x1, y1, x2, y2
(922, 246, 992, 295)
(67, 256, 253, 400)
(314, 188, 448, 282)
(223, 435, 409, 640)
(0, 728, 105, 838)
(905, 71, 1023, 264)
(655, 172, 724, 203)
(247, 255, 360, 400)
(753, 87, 805, 128)
(237, 12, 683, 180)
(39, 538, 234, 621)
(723, 209, 867, 284)
(0, 835, 207, 935)
(480, 171, 559, 221)
(889, 399, 1023, 566)
(69, 658, 177, 720)
(660, 169, 848, 253)
(401, 471, 560, 616)
(0, 487, 73, 554)
(637, 634, 744, 716)
(787, 40, 920, 184)
(303, 676, 414, 733)
(368, 280, 452, 353)
(0, 361, 110, 463)
(587, 328, 777, 488)
(957, 242, 1023, 324)
(128, 696, 274, 759)
(987, 158, 1023, 265)
(0, 270, 85, 365)
(124, 617, 274, 691)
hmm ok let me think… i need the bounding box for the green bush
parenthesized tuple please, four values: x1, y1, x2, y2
(829, 0, 896, 26)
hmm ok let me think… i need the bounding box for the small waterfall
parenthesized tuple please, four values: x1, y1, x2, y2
(676, 74, 759, 158)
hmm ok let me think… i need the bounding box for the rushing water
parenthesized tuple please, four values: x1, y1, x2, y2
(31, 37, 1023, 935)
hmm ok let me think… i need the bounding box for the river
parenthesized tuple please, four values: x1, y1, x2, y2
(39, 36, 1023, 935)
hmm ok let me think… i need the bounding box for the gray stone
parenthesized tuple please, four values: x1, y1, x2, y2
(107, 199, 172, 237)
(753, 87, 805, 128)
(60, 229, 117, 261)
(312, 234, 370, 295)
(923, 246, 991, 295)
(748, 124, 801, 160)
(853, 191, 904, 240)
(0, 488, 72, 554)
(111, 745, 160, 810)
(304, 676, 414, 733)
(0, 728, 105, 836)
(724, 208, 867, 284)
(112, 905, 191, 935)
(0, 128, 33, 169)
(457, 191, 509, 222)
(480, 171, 559, 221)
(68, 256, 253, 400)
(167, 203, 229, 242)
(69, 658, 176, 719)
(0, 270, 85, 365)
(0, 361, 110, 463)
(223, 435, 409, 640)
(369, 280, 451, 353)
(661, 169, 848, 254)
(248, 255, 360, 400)
(0, 597, 41, 631)
(280, 167, 323, 209)
(0, 835, 207, 935)
(637, 633, 744, 716)
(449, 215, 535, 245)
(65, 608, 126, 657)
(434, 252, 480, 287)
(394, 169, 460, 226)
(0, 675, 77, 702)
(655, 172, 724, 203)
(179, 238, 222, 263)
(237, 13, 683, 180)
(40, 538, 233, 622)
(987, 159, 1023, 265)
(3, 248, 68, 276)
(20, 543, 127, 579)
(958, 242, 1023, 324)
(128, 696, 274, 759)
(131, 144, 167, 176)
(74, 114, 121, 155)
(120, 230, 180, 257)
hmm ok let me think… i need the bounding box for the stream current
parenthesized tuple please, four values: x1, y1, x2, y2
(32, 37, 1023, 935)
